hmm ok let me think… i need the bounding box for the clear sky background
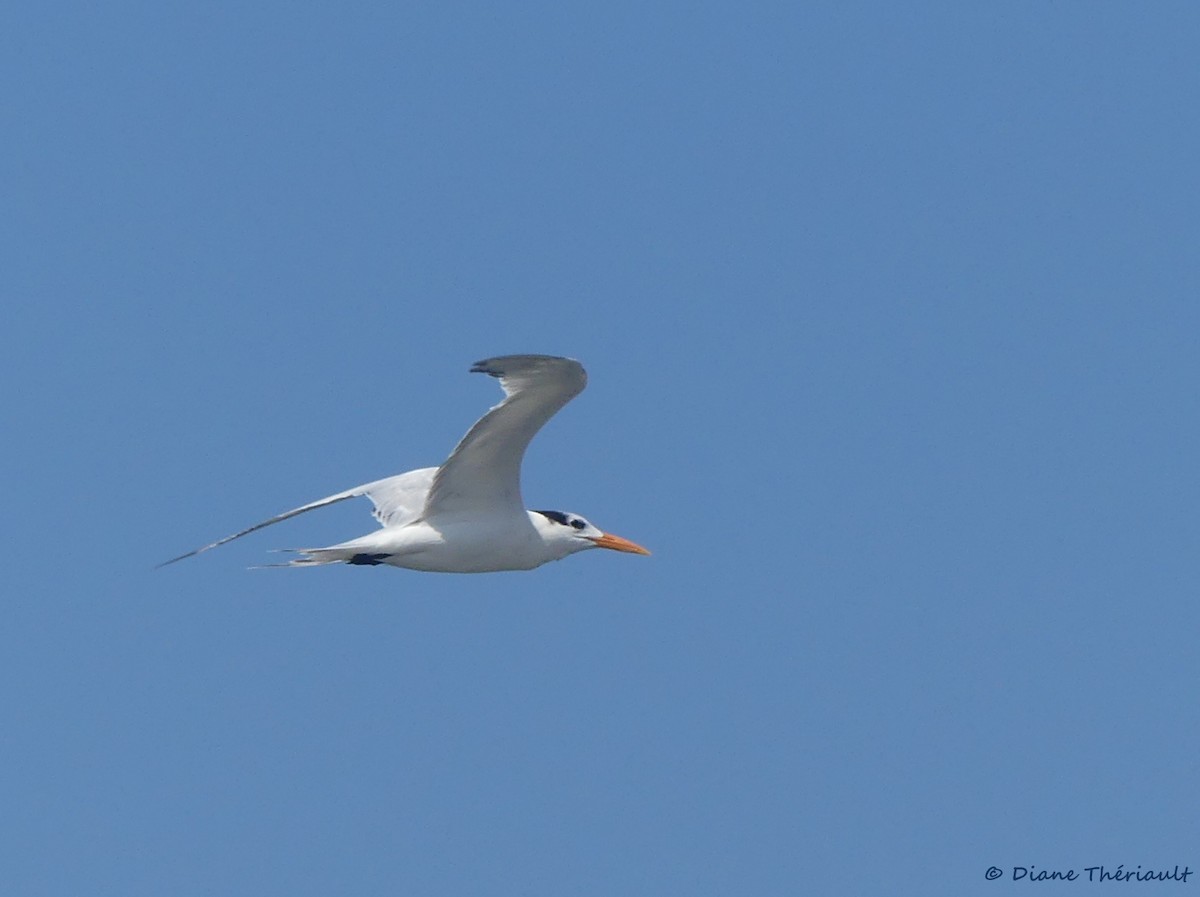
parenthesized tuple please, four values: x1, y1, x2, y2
(3, 2, 1198, 895)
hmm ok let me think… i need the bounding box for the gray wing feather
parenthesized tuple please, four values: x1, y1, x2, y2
(423, 355, 587, 520)
(158, 467, 436, 567)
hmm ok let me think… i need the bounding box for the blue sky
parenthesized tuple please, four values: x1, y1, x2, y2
(4, 2, 1198, 894)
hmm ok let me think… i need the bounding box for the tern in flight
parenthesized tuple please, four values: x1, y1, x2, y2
(160, 355, 650, 573)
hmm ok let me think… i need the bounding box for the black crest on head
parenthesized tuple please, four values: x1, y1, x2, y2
(535, 510, 587, 530)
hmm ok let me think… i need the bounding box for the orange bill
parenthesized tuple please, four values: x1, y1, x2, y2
(589, 533, 651, 555)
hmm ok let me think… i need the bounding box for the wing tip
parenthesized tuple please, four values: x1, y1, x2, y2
(155, 545, 211, 569)
(469, 355, 584, 379)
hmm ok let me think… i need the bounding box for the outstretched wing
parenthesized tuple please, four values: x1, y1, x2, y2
(158, 467, 436, 567)
(423, 355, 587, 521)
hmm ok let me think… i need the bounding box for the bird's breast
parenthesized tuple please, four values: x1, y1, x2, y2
(381, 517, 548, 573)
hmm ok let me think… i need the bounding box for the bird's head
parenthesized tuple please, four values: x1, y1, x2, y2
(531, 509, 651, 561)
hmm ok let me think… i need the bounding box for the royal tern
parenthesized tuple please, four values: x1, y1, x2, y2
(160, 354, 650, 573)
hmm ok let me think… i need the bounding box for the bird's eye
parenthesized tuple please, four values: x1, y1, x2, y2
(570, 519, 586, 530)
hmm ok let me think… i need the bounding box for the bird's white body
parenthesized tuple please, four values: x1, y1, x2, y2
(161, 355, 649, 573)
(325, 511, 585, 573)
